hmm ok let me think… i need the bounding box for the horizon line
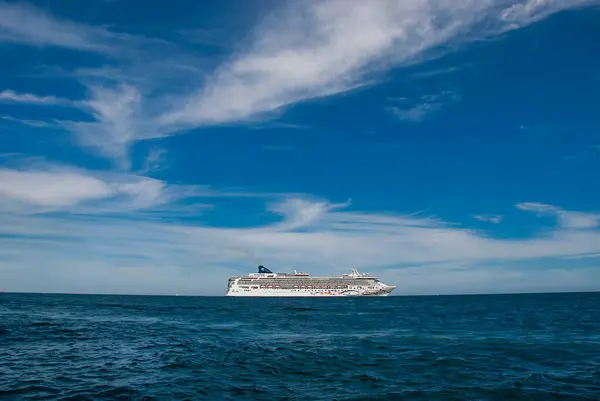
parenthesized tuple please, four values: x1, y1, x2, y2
(1, 290, 599, 297)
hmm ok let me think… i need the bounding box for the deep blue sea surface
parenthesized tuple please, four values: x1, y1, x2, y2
(1, 293, 599, 400)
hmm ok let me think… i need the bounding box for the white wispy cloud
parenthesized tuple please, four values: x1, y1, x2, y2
(160, 0, 595, 127)
(388, 90, 461, 122)
(62, 84, 148, 169)
(389, 103, 442, 122)
(0, 160, 286, 216)
(516, 202, 600, 229)
(1, 168, 113, 209)
(0, 164, 173, 214)
(161, 0, 474, 126)
(472, 214, 503, 224)
(0, 115, 51, 127)
(516, 202, 559, 213)
(0, 89, 70, 105)
(138, 147, 167, 175)
(0, 0, 146, 54)
(2, 85, 161, 170)
(499, 0, 599, 28)
(268, 197, 352, 231)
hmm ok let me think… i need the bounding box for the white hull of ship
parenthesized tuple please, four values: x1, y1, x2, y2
(226, 289, 394, 297)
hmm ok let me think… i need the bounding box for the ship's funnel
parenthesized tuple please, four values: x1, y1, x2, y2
(258, 265, 273, 274)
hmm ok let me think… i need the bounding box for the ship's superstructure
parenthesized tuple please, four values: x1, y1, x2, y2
(226, 266, 396, 297)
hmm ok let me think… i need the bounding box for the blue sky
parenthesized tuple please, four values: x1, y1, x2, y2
(1, 0, 599, 295)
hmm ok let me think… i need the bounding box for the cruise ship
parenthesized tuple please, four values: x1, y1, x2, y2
(226, 266, 396, 297)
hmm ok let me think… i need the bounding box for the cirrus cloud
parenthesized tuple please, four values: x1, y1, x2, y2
(516, 202, 600, 229)
(4, 0, 597, 168)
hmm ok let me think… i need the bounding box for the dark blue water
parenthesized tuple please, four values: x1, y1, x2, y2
(1, 293, 599, 400)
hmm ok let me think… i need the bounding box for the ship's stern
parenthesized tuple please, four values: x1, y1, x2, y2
(225, 276, 241, 296)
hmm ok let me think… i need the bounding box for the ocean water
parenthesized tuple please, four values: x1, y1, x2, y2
(1, 293, 599, 400)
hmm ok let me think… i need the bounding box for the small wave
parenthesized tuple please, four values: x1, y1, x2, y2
(281, 306, 318, 312)
(229, 384, 269, 395)
(357, 373, 380, 383)
(96, 386, 141, 398)
(203, 322, 249, 330)
(0, 385, 60, 397)
(160, 361, 189, 370)
(31, 321, 59, 326)
(54, 328, 79, 334)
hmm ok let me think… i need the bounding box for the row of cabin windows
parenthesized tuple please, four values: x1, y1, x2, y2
(238, 286, 372, 290)
(240, 278, 373, 281)
(238, 280, 375, 286)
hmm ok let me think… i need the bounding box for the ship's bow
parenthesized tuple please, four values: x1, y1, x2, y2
(379, 284, 396, 296)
